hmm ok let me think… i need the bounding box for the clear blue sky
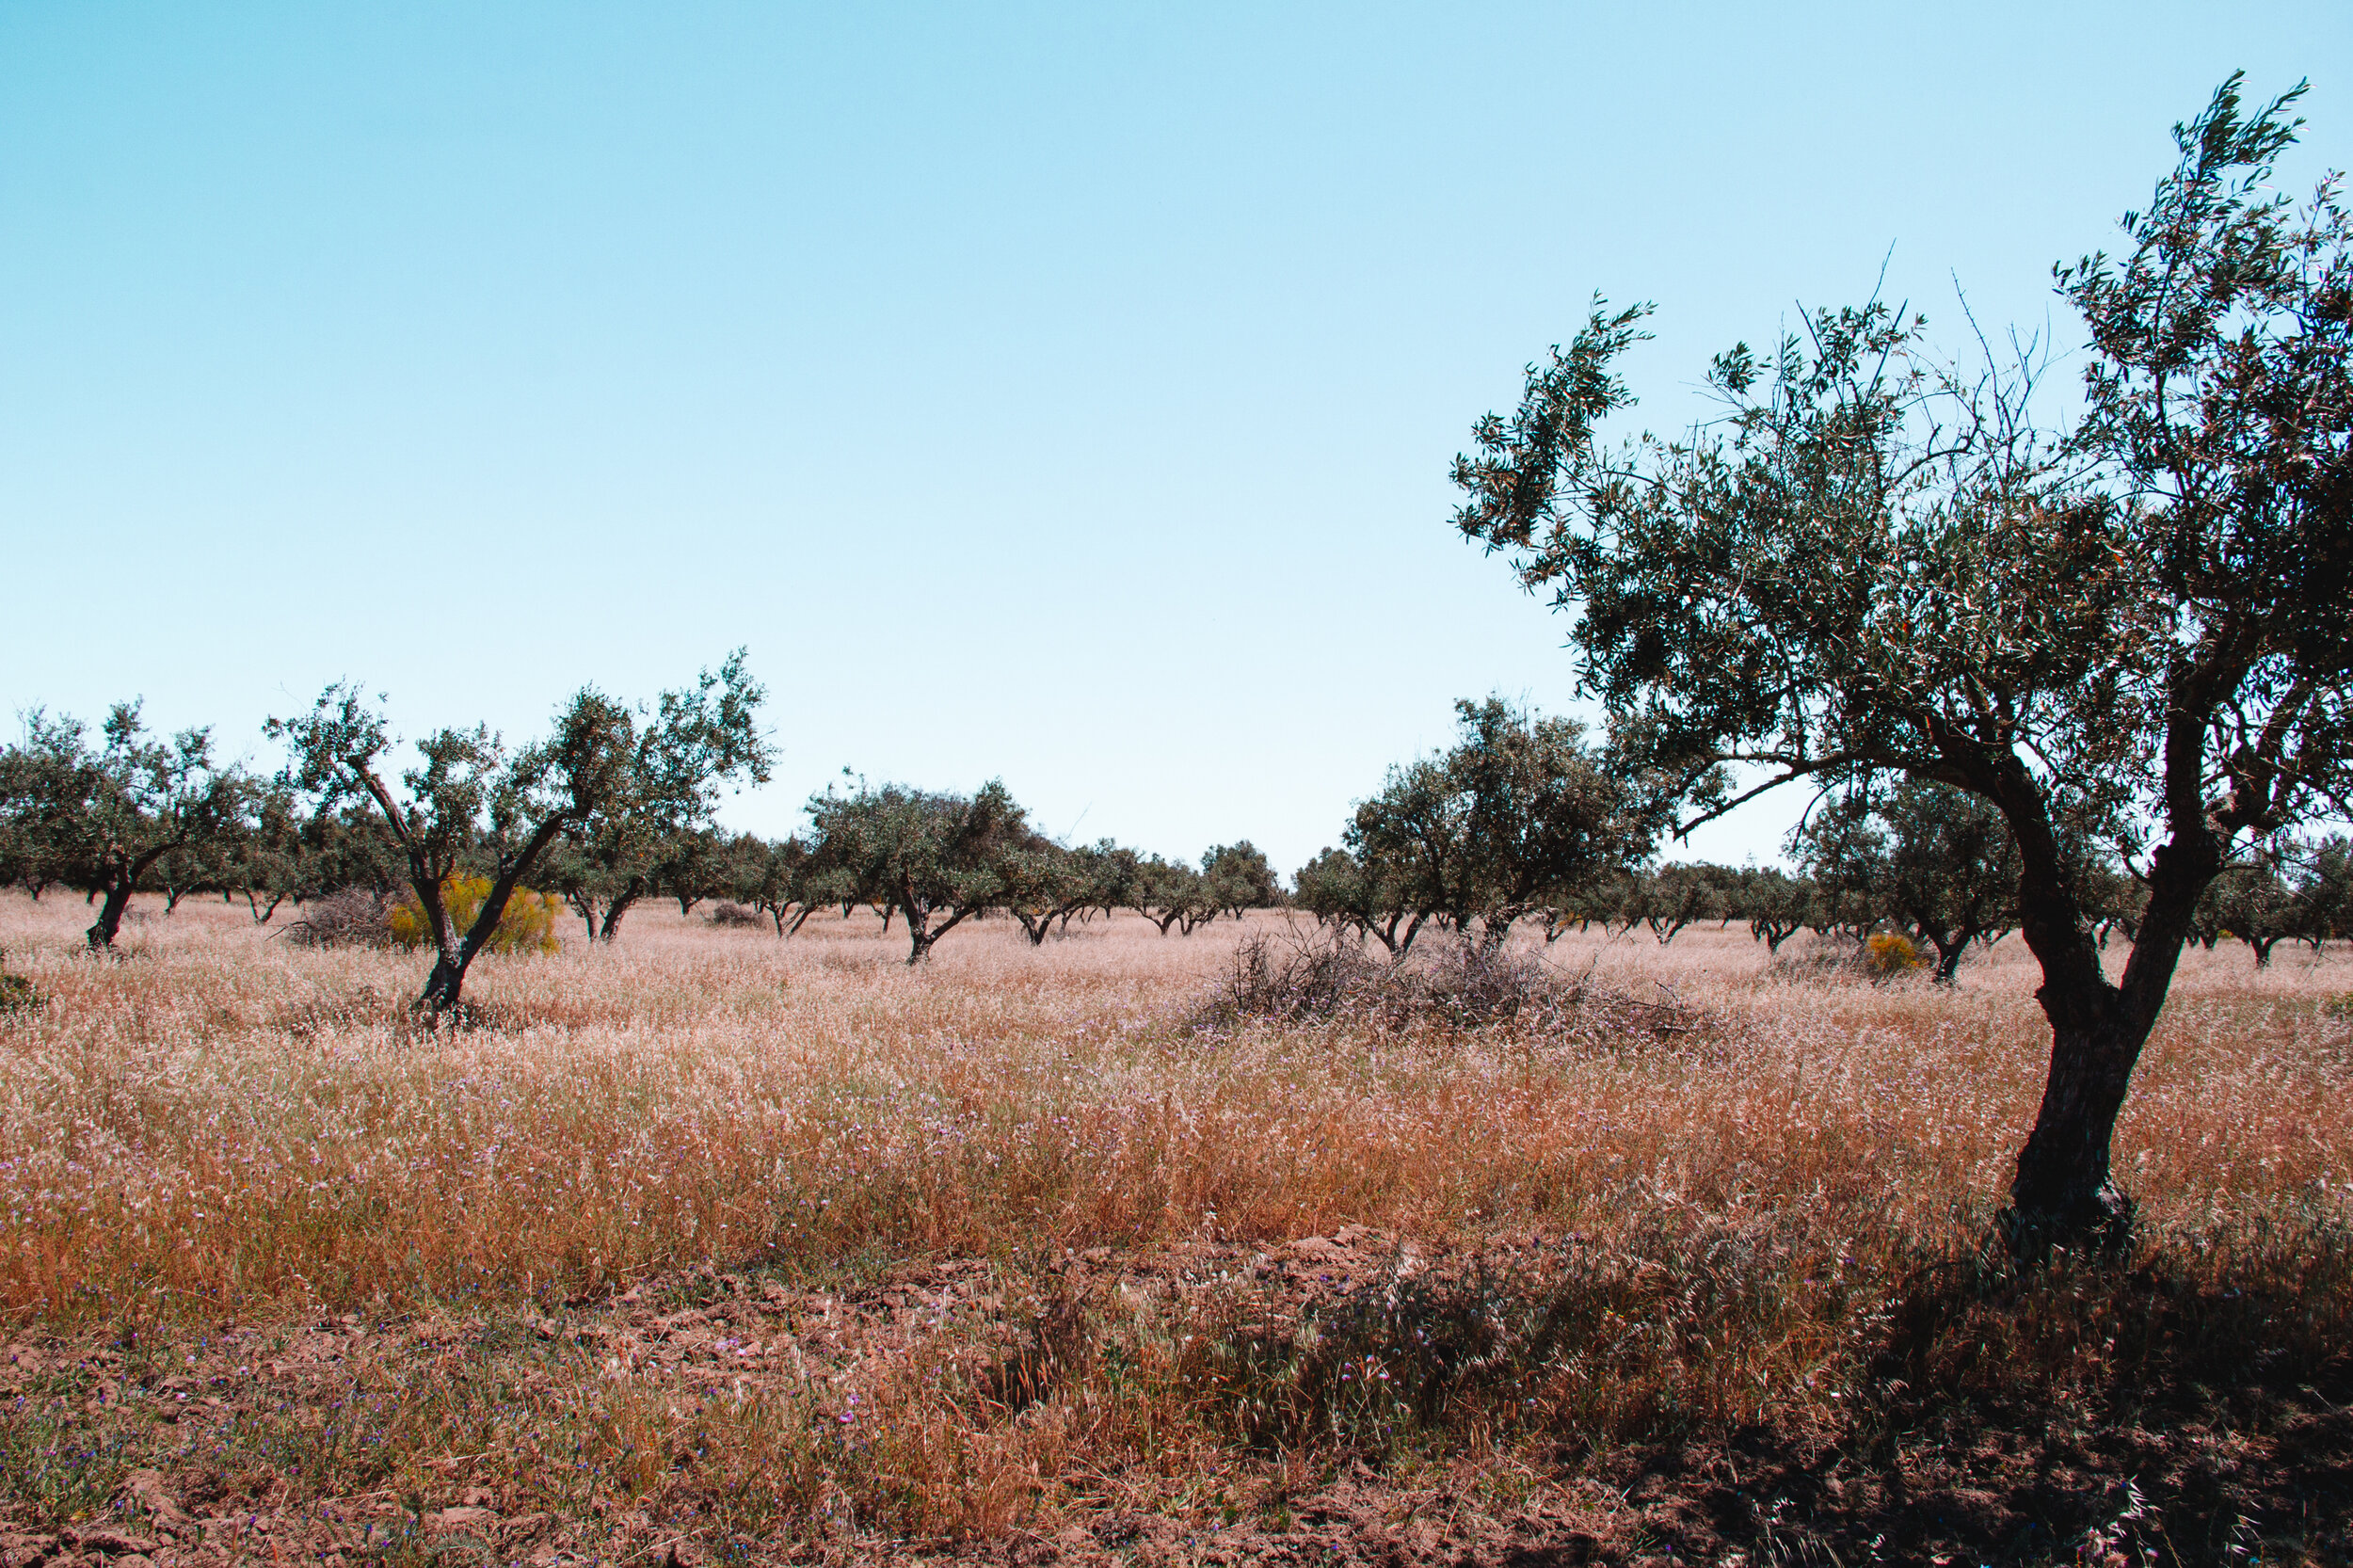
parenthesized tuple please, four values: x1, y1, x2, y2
(3, 3, 2343, 874)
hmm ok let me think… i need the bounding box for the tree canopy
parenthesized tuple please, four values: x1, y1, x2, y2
(1344, 696, 1650, 953)
(0, 703, 251, 948)
(269, 650, 769, 1009)
(1450, 76, 2351, 1253)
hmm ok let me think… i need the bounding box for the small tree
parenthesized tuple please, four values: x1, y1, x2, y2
(1794, 781, 2022, 982)
(2195, 855, 2299, 968)
(1449, 79, 2352, 1252)
(731, 833, 819, 936)
(804, 779, 1030, 964)
(1348, 696, 1649, 952)
(1002, 838, 1085, 945)
(1735, 866, 1813, 952)
(223, 783, 306, 923)
(1623, 863, 1720, 945)
(270, 651, 768, 1010)
(2288, 835, 2351, 952)
(1, 704, 249, 948)
(1001, 838, 1134, 944)
(1202, 841, 1283, 919)
(1293, 844, 1428, 956)
(1128, 855, 1217, 935)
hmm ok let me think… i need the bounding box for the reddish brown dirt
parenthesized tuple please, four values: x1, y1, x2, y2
(5, 1229, 2350, 1565)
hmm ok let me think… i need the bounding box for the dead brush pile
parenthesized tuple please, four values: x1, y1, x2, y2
(1185, 929, 1714, 1041)
(275, 886, 394, 949)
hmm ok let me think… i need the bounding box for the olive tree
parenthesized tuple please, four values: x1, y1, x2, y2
(1294, 845, 1425, 955)
(0, 704, 250, 948)
(1201, 841, 1283, 919)
(1128, 855, 1217, 935)
(270, 652, 769, 1010)
(1003, 839, 1136, 945)
(1450, 78, 2351, 1253)
(730, 833, 820, 936)
(2290, 835, 2351, 951)
(804, 779, 1029, 964)
(2193, 855, 2299, 967)
(1348, 696, 1649, 952)
(1620, 863, 1721, 945)
(1733, 867, 1814, 952)
(1795, 780, 2022, 982)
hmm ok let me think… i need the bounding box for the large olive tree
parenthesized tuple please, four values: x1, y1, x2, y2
(1451, 78, 2350, 1254)
(270, 651, 769, 1010)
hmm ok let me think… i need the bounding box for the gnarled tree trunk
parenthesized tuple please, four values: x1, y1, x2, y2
(1995, 794, 2217, 1258)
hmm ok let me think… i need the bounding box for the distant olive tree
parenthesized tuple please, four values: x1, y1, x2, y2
(1450, 79, 2352, 1253)
(1347, 696, 1651, 953)
(1794, 780, 2022, 983)
(2290, 836, 2351, 951)
(270, 651, 769, 1011)
(0, 703, 250, 948)
(2193, 855, 2299, 967)
(1128, 855, 1217, 935)
(804, 779, 1030, 964)
(1003, 839, 1137, 945)
(1733, 867, 1814, 952)
(1621, 863, 1721, 945)
(729, 833, 819, 936)
(1201, 841, 1283, 919)
(1294, 845, 1424, 956)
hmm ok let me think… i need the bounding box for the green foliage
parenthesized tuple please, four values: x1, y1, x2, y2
(803, 777, 1033, 963)
(0, 702, 251, 947)
(1201, 840, 1283, 917)
(1448, 77, 2353, 1240)
(1732, 866, 1813, 952)
(1128, 854, 1219, 936)
(1793, 780, 2024, 982)
(269, 650, 769, 1008)
(1344, 696, 1651, 953)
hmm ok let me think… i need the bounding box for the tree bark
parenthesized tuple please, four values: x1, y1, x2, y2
(1985, 744, 2218, 1258)
(86, 880, 134, 949)
(600, 893, 637, 942)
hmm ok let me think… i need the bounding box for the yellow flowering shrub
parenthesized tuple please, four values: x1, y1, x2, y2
(387, 876, 562, 955)
(1865, 931, 1927, 978)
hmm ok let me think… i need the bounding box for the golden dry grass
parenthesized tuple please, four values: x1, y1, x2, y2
(5, 892, 2345, 1327)
(2, 891, 2350, 1561)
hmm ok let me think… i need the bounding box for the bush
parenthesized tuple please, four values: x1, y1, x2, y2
(707, 901, 763, 928)
(0, 972, 40, 1014)
(1186, 931, 1710, 1039)
(1762, 933, 1927, 985)
(280, 887, 395, 949)
(1865, 931, 1928, 979)
(385, 877, 562, 955)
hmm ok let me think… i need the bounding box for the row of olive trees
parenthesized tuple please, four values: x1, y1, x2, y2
(1284, 703, 2176, 983)
(0, 653, 774, 1012)
(694, 780, 1285, 967)
(1, 661, 1292, 988)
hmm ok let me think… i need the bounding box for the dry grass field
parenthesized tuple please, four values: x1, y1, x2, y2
(3, 892, 2350, 1565)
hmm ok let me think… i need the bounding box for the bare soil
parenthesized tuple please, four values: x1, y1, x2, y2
(8, 1224, 2349, 1566)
